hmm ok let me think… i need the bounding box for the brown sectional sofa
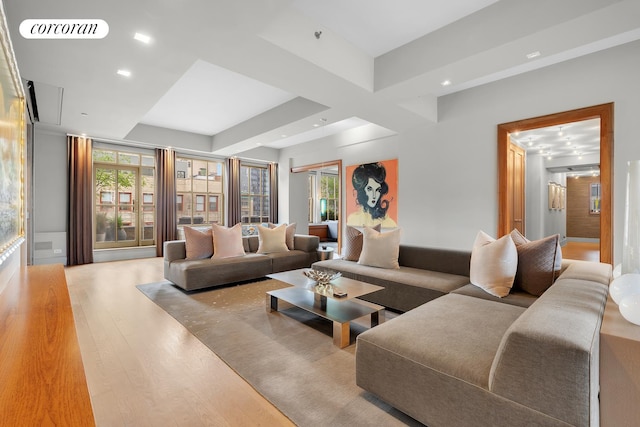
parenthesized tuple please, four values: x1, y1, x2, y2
(315, 247, 612, 427)
(164, 234, 319, 291)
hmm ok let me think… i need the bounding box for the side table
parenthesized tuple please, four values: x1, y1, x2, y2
(600, 296, 640, 426)
(317, 247, 334, 261)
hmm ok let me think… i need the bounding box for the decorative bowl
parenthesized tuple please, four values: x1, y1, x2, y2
(610, 273, 640, 305)
(619, 294, 640, 326)
(303, 269, 341, 285)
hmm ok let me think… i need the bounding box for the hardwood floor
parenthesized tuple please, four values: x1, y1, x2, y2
(65, 257, 294, 427)
(1, 265, 95, 426)
(562, 241, 600, 262)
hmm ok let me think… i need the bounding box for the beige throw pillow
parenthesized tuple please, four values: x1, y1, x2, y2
(269, 222, 296, 250)
(358, 227, 401, 269)
(211, 223, 245, 259)
(257, 224, 289, 254)
(343, 224, 381, 261)
(510, 229, 561, 296)
(183, 226, 213, 260)
(470, 231, 518, 298)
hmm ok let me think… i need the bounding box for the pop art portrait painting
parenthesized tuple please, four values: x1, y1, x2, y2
(346, 159, 398, 228)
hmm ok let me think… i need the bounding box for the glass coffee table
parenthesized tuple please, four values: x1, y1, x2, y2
(266, 269, 385, 348)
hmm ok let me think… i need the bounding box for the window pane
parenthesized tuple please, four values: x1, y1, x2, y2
(141, 155, 154, 166)
(93, 149, 116, 163)
(176, 159, 191, 192)
(118, 152, 140, 165)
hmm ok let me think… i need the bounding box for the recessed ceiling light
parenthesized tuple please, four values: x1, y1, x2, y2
(313, 123, 320, 128)
(134, 32, 151, 44)
(441, 80, 452, 87)
(526, 51, 541, 59)
(280, 134, 287, 138)
(117, 69, 131, 77)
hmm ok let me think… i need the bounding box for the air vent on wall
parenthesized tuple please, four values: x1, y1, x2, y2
(22, 79, 63, 125)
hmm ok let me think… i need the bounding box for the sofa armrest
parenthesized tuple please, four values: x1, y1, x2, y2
(164, 240, 186, 262)
(294, 234, 319, 253)
(489, 276, 608, 426)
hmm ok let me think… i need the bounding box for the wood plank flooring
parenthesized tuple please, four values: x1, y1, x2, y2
(562, 241, 600, 262)
(64, 257, 294, 427)
(0, 264, 95, 427)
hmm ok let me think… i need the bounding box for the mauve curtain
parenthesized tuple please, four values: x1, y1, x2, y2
(227, 157, 241, 226)
(269, 162, 278, 223)
(156, 148, 176, 257)
(67, 135, 93, 265)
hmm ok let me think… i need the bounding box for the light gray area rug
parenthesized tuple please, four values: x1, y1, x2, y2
(137, 279, 422, 427)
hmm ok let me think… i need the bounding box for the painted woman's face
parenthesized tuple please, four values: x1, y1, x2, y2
(365, 178, 382, 208)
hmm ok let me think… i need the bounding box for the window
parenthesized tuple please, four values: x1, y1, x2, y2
(209, 195, 218, 212)
(308, 174, 315, 223)
(195, 195, 205, 212)
(240, 164, 270, 224)
(175, 157, 224, 226)
(590, 183, 601, 214)
(308, 171, 339, 222)
(93, 148, 155, 248)
(320, 173, 339, 221)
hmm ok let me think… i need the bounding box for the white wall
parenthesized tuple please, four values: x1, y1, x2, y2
(525, 154, 567, 243)
(279, 40, 640, 263)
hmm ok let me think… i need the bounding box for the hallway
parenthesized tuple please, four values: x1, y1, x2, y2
(562, 241, 600, 262)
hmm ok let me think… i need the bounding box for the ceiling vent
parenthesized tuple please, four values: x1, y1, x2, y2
(23, 79, 63, 126)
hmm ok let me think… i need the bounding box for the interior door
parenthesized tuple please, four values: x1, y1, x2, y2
(507, 140, 526, 234)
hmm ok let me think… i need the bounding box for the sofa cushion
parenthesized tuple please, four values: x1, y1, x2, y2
(343, 224, 380, 261)
(470, 231, 518, 298)
(510, 233, 560, 296)
(257, 224, 289, 254)
(212, 223, 245, 259)
(358, 227, 401, 269)
(313, 258, 469, 311)
(358, 294, 525, 388)
(269, 250, 313, 273)
(183, 226, 213, 260)
(452, 284, 538, 308)
(167, 254, 272, 291)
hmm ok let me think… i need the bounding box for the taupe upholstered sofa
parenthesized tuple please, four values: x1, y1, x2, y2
(164, 234, 319, 291)
(356, 259, 611, 427)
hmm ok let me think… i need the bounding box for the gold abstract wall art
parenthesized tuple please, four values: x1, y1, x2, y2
(0, 8, 26, 262)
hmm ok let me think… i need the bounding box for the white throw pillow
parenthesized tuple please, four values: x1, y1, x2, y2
(358, 227, 401, 269)
(211, 223, 246, 259)
(470, 231, 518, 297)
(257, 224, 289, 254)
